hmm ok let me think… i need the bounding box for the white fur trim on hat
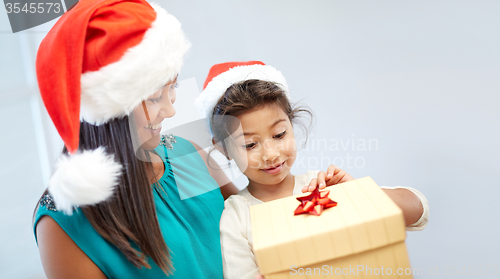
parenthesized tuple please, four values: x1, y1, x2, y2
(80, 3, 191, 125)
(48, 147, 122, 215)
(194, 64, 289, 121)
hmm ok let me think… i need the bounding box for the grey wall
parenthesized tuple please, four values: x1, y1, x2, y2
(170, 1, 500, 277)
(1, 0, 499, 278)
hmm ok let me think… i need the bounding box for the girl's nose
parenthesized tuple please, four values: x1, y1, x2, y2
(262, 141, 280, 161)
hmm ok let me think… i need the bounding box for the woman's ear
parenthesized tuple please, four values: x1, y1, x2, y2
(212, 138, 232, 160)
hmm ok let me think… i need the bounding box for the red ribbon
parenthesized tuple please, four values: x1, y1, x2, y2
(294, 187, 337, 216)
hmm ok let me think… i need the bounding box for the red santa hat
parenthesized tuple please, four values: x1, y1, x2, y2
(37, 0, 190, 214)
(194, 61, 290, 122)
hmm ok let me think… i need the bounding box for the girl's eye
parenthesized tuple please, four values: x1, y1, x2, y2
(274, 130, 286, 139)
(244, 143, 256, 149)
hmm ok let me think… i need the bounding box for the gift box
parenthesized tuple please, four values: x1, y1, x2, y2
(250, 177, 413, 278)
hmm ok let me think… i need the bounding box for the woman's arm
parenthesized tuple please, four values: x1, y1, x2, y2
(36, 216, 106, 279)
(189, 140, 240, 200)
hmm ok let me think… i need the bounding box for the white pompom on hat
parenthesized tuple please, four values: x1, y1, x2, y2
(36, 0, 190, 214)
(48, 148, 122, 215)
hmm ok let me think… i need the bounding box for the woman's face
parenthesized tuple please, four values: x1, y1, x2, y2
(227, 104, 297, 187)
(132, 78, 178, 150)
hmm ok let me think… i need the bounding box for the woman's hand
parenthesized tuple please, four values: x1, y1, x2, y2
(302, 165, 354, 193)
(255, 274, 264, 279)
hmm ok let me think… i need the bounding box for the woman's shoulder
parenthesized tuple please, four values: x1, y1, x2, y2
(34, 194, 149, 278)
(34, 194, 112, 277)
(36, 213, 107, 278)
(34, 194, 87, 237)
(34, 194, 101, 249)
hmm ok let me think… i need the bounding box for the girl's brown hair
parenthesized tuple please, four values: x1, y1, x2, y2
(35, 116, 173, 274)
(210, 79, 312, 156)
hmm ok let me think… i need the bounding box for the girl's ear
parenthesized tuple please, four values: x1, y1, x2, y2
(212, 138, 232, 160)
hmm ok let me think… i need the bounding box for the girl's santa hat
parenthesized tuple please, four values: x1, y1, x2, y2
(195, 61, 290, 122)
(37, 0, 190, 214)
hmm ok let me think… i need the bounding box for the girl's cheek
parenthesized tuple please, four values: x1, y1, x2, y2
(284, 138, 297, 152)
(248, 152, 262, 169)
(227, 147, 243, 164)
(232, 155, 249, 174)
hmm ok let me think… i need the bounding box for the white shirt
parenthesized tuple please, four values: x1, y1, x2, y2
(219, 171, 430, 279)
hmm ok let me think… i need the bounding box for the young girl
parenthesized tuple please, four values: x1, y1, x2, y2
(195, 61, 429, 279)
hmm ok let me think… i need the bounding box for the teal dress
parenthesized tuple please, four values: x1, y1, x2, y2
(33, 136, 224, 278)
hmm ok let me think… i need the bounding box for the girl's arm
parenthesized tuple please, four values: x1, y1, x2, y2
(189, 140, 239, 200)
(303, 165, 428, 230)
(36, 216, 106, 279)
(220, 197, 260, 279)
(381, 187, 429, 230)
(382, 188, 423, 226)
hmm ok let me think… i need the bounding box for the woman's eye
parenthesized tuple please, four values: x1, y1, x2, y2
(170, 82, 179, 91)
(244, 143, 256, 149)
(274, 131, 286, 139)
(149, 97, 161, 104)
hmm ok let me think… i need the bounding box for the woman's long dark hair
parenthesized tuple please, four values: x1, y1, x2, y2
(35, 116, 173, 274)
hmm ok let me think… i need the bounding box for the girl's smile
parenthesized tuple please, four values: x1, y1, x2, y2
(261, 160, 286, 174)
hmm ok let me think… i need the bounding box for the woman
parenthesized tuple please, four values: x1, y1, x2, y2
(33, 0, 237, 278)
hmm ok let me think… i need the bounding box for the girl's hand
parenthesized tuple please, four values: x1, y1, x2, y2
(255, 274, 264, 279)
(302, 165, 355, 193)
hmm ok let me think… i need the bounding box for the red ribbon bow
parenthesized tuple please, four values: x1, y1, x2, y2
(294, 187, 337, 216)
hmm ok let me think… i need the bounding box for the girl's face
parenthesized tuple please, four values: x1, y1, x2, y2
(132, 78, 178, 150)
(227, 104, 297, 187)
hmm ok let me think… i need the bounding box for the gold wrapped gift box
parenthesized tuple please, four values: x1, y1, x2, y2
(250, 177, 413, 278)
